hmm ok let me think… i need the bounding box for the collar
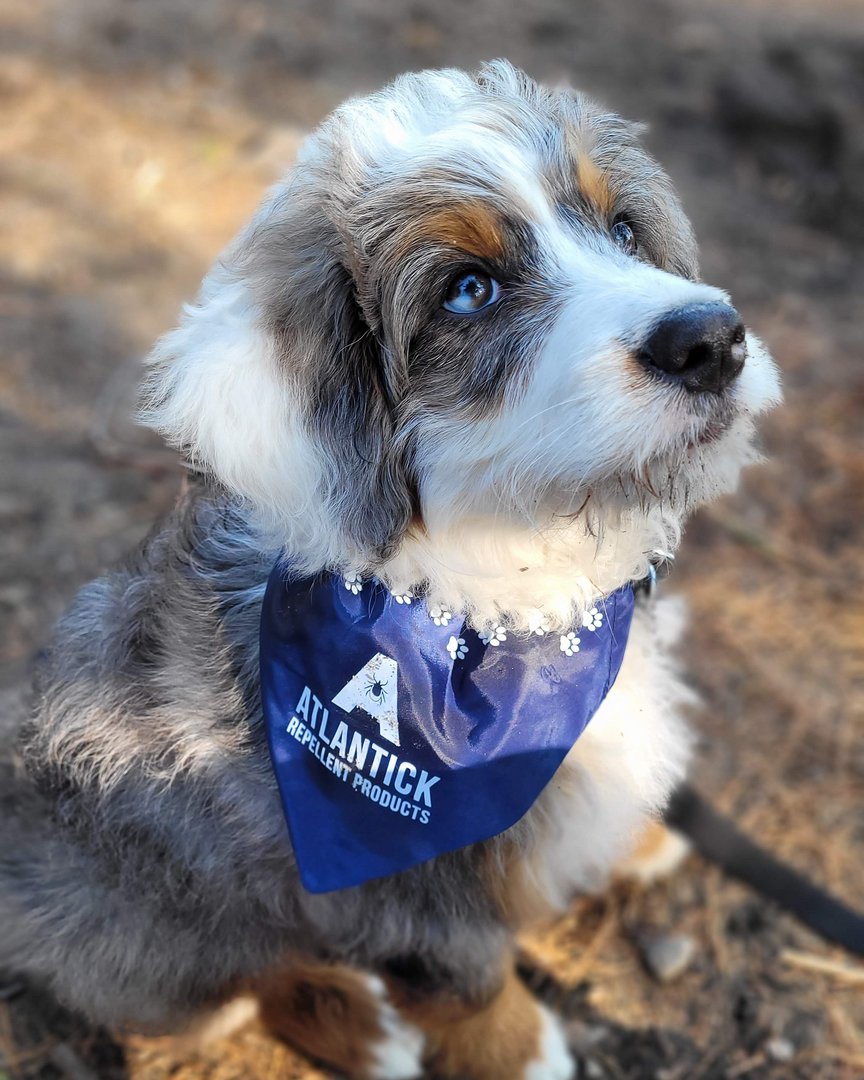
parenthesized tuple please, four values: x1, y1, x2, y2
(633, 551, 675, 603)
(260, 567, 635, 892)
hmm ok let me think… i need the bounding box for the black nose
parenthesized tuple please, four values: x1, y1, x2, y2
(638, 302, 747, 393)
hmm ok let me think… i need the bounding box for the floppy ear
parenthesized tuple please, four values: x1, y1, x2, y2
(139, 180, 415, 570)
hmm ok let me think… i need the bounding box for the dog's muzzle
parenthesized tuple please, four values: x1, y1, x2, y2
(638, 302, 746, 394)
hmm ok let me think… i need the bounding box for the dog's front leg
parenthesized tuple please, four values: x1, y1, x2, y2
(256, 960, 426, 1080)
(256, 953, 574, 1080)
(394, 958, 575, 1080)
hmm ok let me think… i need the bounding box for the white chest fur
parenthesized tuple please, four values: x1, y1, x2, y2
(524, 596, 695, 911)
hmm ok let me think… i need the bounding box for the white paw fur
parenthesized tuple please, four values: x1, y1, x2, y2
(363, 974, 425, 1080)
(526, 1005, 576, 1080)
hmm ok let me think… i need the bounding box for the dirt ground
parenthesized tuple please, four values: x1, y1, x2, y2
(1, 0, 863, 1077)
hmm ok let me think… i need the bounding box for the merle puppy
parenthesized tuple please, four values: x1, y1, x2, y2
(1, 62, 780, 1080)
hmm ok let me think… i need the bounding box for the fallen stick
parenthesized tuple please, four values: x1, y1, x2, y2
(781, 948, 864, 984)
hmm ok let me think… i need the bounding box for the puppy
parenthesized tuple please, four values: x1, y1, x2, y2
(0, 61, 780, 1080)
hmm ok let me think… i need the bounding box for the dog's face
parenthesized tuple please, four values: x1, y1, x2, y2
(143, 62, 780, 614)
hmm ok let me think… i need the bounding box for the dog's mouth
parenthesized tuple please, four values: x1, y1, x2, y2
(683, 396, 738, 451)
(687, 414, 733, 449)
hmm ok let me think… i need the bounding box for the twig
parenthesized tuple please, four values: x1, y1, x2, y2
(724, 1052, 765, 1079)
(781, 949, 864, 984)
(799, 1045, 864, 1070)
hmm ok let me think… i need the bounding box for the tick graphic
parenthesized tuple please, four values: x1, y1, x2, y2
(365, 677, 388, 703)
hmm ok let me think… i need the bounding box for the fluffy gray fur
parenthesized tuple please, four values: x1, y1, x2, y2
(1, 483, 512, 1026)
(0, 61, 778, 1041)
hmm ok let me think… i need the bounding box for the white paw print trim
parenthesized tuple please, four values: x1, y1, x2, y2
(429, 604, 453, 626)
(559, 632, 581, 656)
(391, 589, 413, 605)
(528, 612, 551, 637)
(479, 625, 507, 647)
(581, 606, 604, 631)
(343, 572, 363, 595)
(447, 635, 468, 660)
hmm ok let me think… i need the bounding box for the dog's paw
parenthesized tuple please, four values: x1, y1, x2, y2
(615, 821, 691, 886)
(364, 975, 425, 1080)
(525, 1005, 576, 1080)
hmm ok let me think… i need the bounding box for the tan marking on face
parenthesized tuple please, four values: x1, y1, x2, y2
(254, 960, 387, 1077)
(419, 202, 506, 261)
(395, 964, 543, 1080)
(577, 154, 614, 218)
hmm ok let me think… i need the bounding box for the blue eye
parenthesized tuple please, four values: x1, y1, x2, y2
(442, 270, 500, 314)
(611, 220, 637, 256)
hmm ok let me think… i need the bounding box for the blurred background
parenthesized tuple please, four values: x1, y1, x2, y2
(1, 0, 862, 1077)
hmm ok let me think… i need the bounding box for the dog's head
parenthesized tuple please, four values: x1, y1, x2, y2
(142, 62, 780, 621)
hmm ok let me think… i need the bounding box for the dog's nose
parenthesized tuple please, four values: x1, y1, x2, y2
(638, 302, 746, 393)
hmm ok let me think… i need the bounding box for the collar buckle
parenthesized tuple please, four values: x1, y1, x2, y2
(635, 550, 675, 602)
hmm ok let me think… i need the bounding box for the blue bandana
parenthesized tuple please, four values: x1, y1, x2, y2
(260, 566, 634, 893)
